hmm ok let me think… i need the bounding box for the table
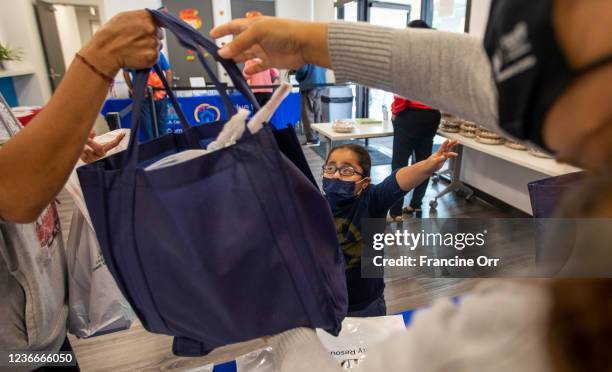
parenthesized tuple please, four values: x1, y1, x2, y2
(100, 92, 301, 132)
(312, 121, 394, 155)
(432, 131, 582, 212)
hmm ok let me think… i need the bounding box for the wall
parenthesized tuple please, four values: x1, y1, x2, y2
(102, 0, 161, 20)
(467, 0, 492, 38)
(275, 0, 313, 21)
(0, 0, 53, 105)
(75, 6, 100, 45)
(313, 0, 334, 22)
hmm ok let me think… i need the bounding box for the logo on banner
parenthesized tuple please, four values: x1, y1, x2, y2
(194, 103, 221, 123)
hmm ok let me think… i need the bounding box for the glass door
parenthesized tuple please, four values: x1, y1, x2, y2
(367, 1, 422, 120)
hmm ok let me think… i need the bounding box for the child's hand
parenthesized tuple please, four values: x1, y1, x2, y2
(425, 140, 459, 173)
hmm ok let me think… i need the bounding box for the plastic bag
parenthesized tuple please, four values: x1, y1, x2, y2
(146, 82, 292, 171)
(236, 347, 277, 372)
(66, 208, 135, 338)
(316, 316, 406, 369)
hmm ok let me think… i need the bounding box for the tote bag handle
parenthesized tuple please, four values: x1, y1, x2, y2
(125, 9, 262, 167)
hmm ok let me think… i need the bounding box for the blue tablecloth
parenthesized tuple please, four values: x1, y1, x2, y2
(100, 92, 301, 132)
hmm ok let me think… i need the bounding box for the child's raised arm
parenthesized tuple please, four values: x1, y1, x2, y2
(395, 140, 458, 191)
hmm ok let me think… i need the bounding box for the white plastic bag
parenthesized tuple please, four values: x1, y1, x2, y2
(65, 129, 135, 338)
(235, 347, 277, 372)
(66, 208, 135, 338)
(145, 109, 250, 171)
(316, 316, 406, 369)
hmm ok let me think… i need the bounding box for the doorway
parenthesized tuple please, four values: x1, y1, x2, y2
(34, 0, 101, 91)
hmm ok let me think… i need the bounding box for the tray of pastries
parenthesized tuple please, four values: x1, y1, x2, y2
(332, 119, 356, 133)
(476, 128, 505, 145)
(440, 118, 461, 133)
(504, 139, 528, 151)
(460, 121, 478, 138)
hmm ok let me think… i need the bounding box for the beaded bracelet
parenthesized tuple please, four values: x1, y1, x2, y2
(75, 53, 115, 84)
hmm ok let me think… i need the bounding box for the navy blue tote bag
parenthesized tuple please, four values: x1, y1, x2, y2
(77, 9, 347, 356)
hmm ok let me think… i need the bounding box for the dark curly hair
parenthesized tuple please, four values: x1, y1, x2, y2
(325, 143, 372, 178)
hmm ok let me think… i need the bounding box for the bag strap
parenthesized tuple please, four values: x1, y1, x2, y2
(148, 9, 261, 112)
(125, 9, 263, 167)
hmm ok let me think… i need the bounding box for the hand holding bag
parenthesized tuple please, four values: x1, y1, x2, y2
(77, 9, 347, 357)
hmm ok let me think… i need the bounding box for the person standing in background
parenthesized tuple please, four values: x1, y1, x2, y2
(243, 58, 280, 107)
(296, 64, 327, 146)
(389, 20, 441, 220)
(123, 50, 172, 141)
(242, 11, 280, 108)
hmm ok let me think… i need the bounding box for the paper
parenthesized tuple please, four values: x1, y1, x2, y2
(247, 83, 291, 134)
(145, 109, 250, 171)
(190, 77, 207, 97)
(316, 315, 405, 370)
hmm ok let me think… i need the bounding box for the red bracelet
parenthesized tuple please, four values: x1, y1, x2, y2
(75, 53, 115, 84)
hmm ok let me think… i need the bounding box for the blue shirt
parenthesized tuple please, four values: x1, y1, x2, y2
(327, 171, 406, 311)
(295, 64, 327, 90)
(127, 52, 171, 80)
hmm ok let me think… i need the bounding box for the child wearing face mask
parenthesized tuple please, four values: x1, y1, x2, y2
(322, 140, 458, 316)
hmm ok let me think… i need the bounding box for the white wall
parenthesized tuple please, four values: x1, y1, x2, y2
(276, 0, 313, 21)
(313, 0, 334, 22)
(102, 0, 161, 20)
(468, 0, 492, 38)
(0, 0, 52, 105)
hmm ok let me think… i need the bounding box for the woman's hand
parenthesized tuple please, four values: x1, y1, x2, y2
(424, 140, 459, 173)
(80, 131, 126, 164)
(210, 17, 331, 75)
(79, 10, 162, 78)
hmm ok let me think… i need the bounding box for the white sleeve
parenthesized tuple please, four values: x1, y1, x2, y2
(270, 283, 551, 372)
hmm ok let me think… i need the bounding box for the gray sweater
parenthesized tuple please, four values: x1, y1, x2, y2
(268, 22, 553, 372)
(329, 21, 499, 129)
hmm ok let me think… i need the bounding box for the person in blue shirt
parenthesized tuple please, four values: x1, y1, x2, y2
(322, 139, 457, 316)
(295, 64, 327, 146)
(123, 51, 172, 141)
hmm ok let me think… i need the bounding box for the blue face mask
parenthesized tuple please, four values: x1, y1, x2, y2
(323, 178, 356, 200)
(323, 178, 368, 204)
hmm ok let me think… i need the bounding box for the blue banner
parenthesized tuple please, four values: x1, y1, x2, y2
(100, 92, 301, 133)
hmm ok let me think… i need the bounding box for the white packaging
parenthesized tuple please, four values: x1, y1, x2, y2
(316, 316, 406, 370)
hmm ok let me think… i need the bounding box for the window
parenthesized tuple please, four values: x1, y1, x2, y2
(432, 0, 468, 33)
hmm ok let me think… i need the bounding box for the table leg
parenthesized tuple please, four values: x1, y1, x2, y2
(327, 138, 333, 157)
(429, 145, 474, 210)
(365, 138, 369, 147)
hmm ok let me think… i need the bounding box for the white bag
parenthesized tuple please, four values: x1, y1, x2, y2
(66, 208, 135, 338)
(316, 316, 406, 370)
(65, 129, 135, 338)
